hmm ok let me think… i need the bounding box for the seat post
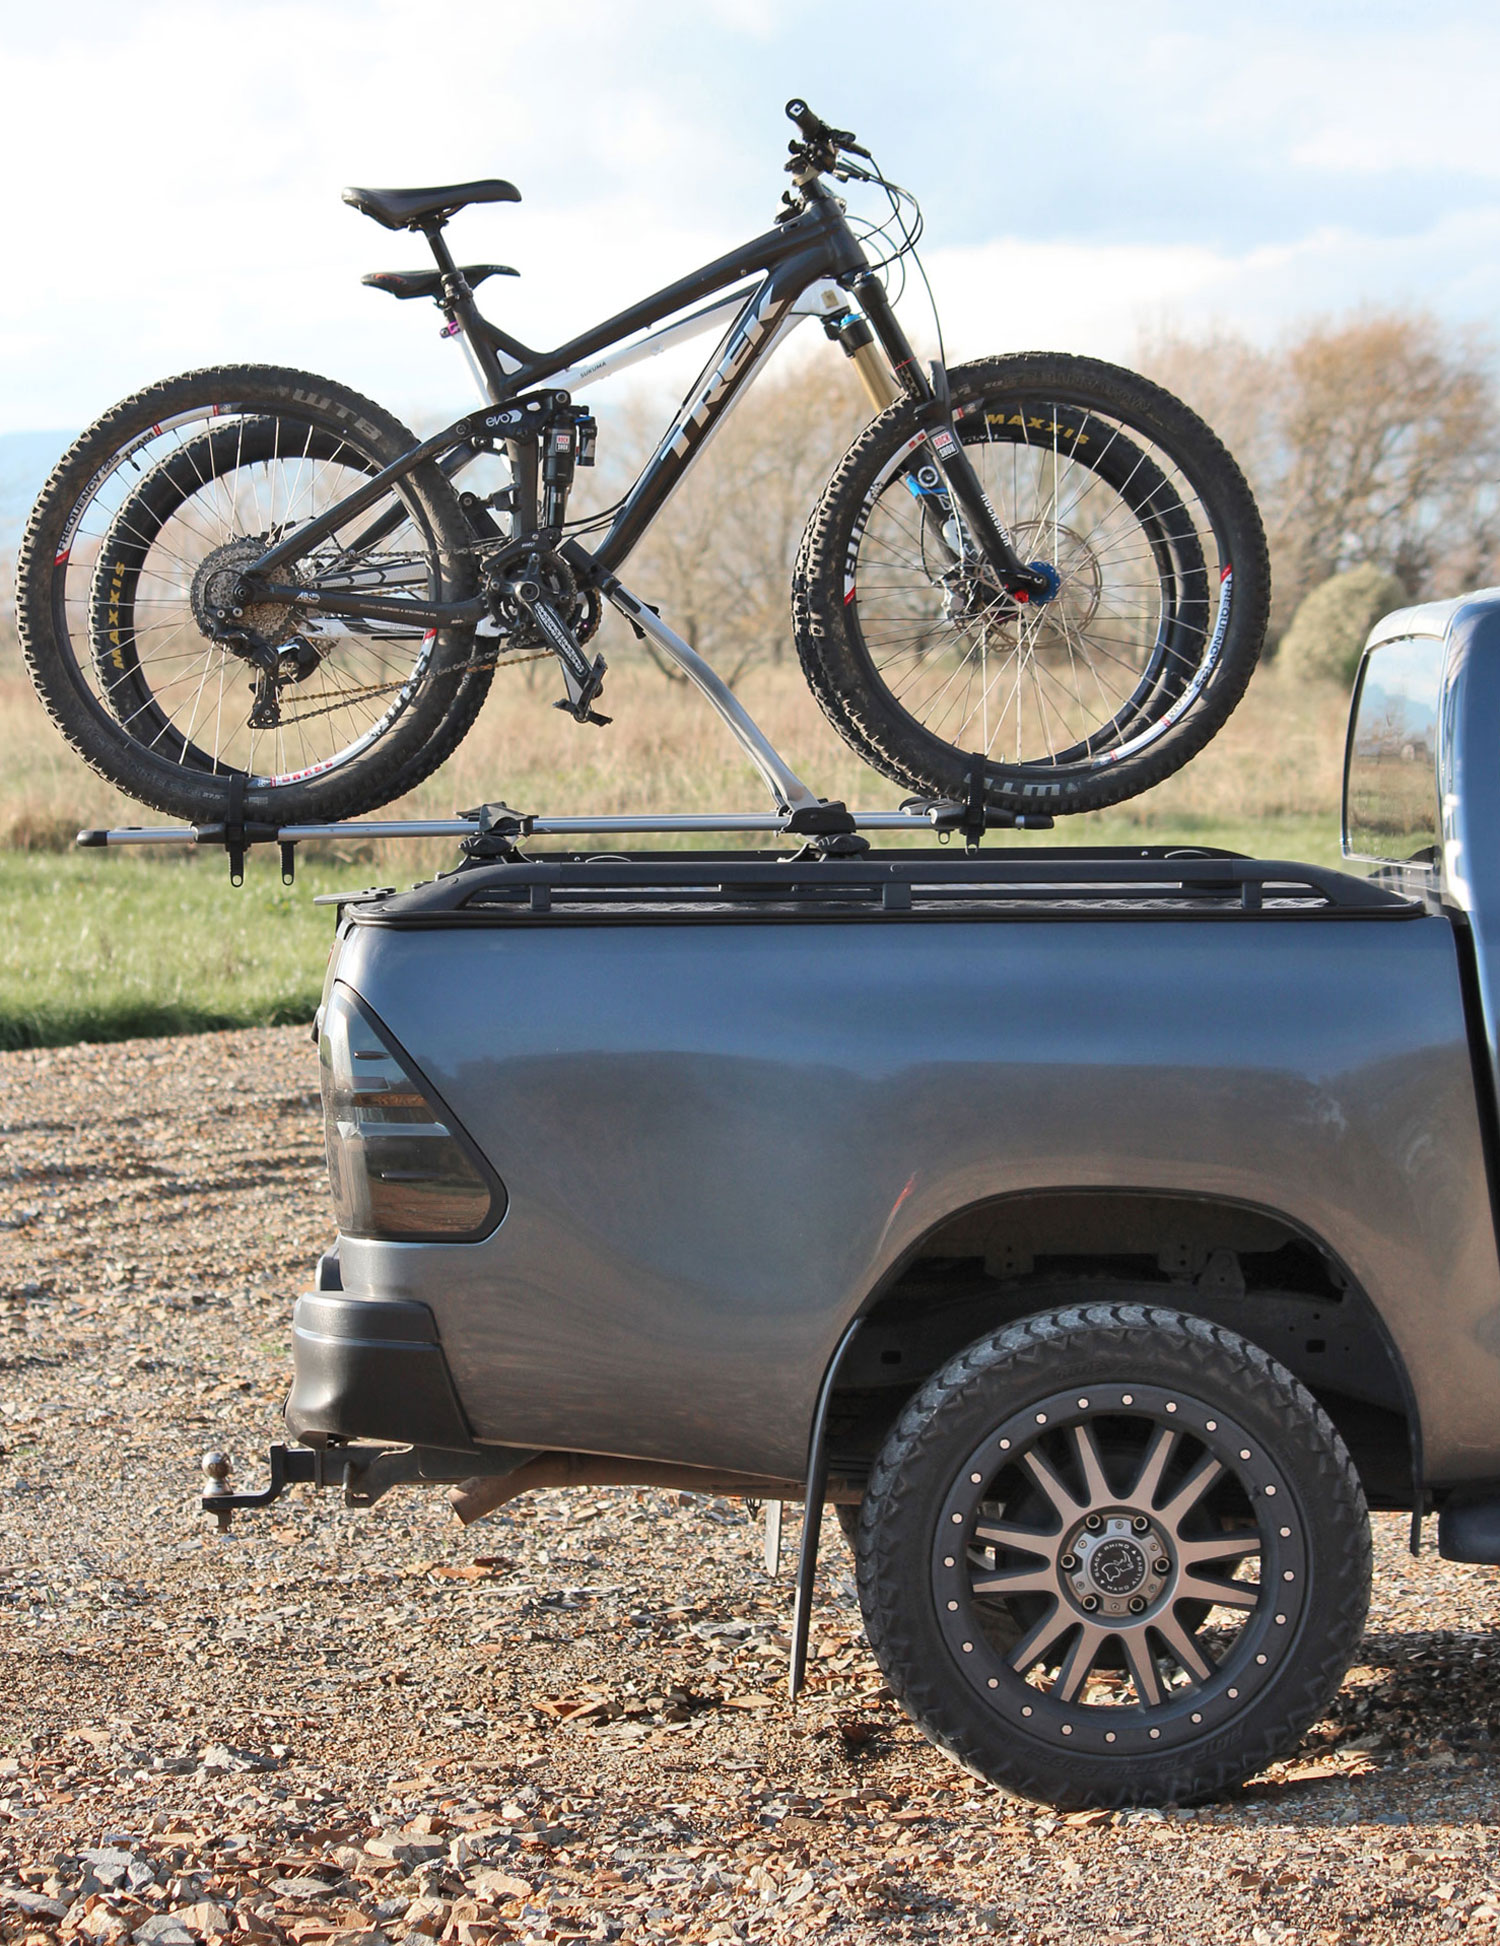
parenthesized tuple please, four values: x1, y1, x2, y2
(423, 222, 459, 277)
(421, 222, 511, 405)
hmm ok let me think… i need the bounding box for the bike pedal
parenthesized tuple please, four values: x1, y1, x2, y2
(552, 698, 613, 727)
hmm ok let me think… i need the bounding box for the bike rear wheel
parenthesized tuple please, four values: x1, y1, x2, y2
(16, 364, 489, 824)
(792, 353, 1270, 816)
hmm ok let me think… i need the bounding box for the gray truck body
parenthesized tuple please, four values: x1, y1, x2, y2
(295, 588, 1500, 1518)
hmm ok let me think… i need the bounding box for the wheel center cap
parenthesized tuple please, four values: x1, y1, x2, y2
(1088, 1537, 1147, 1596)
(1063, 1514, 1173, 1617)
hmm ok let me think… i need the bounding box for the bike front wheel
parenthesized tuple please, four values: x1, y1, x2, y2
(792, 353, 1270, 816)
(16, 365, 489, 824)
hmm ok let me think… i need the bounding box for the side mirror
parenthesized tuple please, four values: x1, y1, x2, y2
(1342, 633, 1445, 868)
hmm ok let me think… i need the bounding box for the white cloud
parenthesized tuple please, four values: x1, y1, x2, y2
(4, 0, 1500, 433)
(925, 208, 1500, 367)
(0, 0, 769, 425)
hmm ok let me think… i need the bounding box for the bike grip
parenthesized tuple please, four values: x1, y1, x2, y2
(785, 98, 824, 140)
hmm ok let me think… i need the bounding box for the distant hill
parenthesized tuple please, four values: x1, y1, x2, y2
(0, 430, 76, 552)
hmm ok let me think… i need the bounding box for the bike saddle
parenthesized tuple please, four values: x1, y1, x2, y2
(362, 264, 519, 300)
(341, 179, 521, 231)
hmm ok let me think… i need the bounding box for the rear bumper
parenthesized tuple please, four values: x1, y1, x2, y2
(285, 1291, 476, 1452)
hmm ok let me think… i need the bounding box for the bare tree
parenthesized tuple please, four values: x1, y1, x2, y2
(1137, 326, 1282, 496)
(1277, 312, 1500, 600)
(1139, 312, 1500, 636)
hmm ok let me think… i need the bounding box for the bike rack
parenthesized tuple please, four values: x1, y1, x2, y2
(74, 603, 1057, 879)
(76, 799, 1057, 880)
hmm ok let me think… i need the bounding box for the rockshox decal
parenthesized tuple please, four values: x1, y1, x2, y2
(845, 431, 926, 596)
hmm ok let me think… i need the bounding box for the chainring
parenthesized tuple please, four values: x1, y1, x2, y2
(479, 540, 601, 652)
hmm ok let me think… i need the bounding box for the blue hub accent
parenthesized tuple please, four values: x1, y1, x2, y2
(1027, 559, 1062, 605)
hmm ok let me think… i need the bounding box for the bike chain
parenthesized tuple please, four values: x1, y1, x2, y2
(257, 540, 596, 730)
(264, 645, 551, 729)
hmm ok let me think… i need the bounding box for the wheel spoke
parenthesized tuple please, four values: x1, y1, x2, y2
(973, 1520, 1062, 1559)
(1022, 1447, 1086, 1524)
(1176, 1530, 1261, 1567)
(970, 1565, 1059, 1597)
(1072, 1421, 1112, 1505)
(1008, 1601, 1072, 1674)
(1128, 1424, 1177, 1509)
(1054, 1623, 1110, 1703)
(1158, 1454, 1224, 1531)
(1154, 1609, 1215, 1684)
(1121, 1628, 1164, 1708)
(1177, 1572, 1259, 1611)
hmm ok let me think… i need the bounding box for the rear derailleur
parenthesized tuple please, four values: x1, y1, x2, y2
(477, 538, 609, 726)
(245, 635, 321, 728)
(193, 621, 323, 731)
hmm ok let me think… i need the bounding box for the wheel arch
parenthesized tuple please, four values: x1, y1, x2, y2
(825, 1184, 1421, 1513)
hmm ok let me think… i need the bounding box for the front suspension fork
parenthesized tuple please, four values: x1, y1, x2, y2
(849, 271, 1049, 601)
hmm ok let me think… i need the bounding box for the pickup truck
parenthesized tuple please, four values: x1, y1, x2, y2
(205, 586, 1500, 1811)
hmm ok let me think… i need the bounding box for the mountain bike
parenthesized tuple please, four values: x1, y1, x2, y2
(15, 100, 1270, 828)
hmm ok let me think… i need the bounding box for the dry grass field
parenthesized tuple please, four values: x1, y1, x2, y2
(0, 637, 1351, 1046)
(0, 643, 1347, 858)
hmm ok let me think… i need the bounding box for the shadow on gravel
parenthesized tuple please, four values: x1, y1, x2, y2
(1209, 1624, 1500, 1828)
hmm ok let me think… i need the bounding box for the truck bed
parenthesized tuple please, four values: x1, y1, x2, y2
(321, 844, 1500, 1485)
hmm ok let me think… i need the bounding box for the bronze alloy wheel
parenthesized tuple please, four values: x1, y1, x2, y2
(931, 1383, 1301, 1753)
(854, 1303, 1372, 1807)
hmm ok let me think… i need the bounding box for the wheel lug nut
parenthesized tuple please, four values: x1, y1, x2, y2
(1133, 1516, 1150, 1532)
(1085, 1513, 1102, 1531)
(1129, 1596, 1147, 1614)
(1059, 1553, 1077, 1572)
(1154, 1559, 1171, 1577)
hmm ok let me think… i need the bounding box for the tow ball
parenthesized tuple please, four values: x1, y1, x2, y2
(201, 1445, 322, 1531)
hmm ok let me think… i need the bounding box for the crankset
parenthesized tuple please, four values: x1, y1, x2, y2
(479, 541, 610, 726)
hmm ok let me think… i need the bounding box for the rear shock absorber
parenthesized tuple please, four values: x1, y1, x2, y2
(540, 409, 597, 529)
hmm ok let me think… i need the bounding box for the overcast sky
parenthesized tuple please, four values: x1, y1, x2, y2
(3, 0, 1500, 433)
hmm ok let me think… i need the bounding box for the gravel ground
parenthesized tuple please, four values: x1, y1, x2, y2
(4, 1026, 1500, 1945)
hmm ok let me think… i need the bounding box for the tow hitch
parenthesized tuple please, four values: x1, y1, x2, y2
(200, 1442, 502, 1530)
(201, 1445, 326, 1529)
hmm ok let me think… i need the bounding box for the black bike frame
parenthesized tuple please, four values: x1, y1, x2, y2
(246, 178, 1038, 628)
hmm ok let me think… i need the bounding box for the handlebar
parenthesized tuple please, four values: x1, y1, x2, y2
(784, 97, 870, 168)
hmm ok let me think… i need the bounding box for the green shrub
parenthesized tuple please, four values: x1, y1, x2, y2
(1279, 565, 1410, 689)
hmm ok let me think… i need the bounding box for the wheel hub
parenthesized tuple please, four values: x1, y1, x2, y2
(190, 536, 301, 649)
(1062, 1514, 1172, 1618)
(939, 526, 1095, 631)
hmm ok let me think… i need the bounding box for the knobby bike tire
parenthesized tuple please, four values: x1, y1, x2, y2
(792, 353, 1271, 817)
(16, 365, 491, 825)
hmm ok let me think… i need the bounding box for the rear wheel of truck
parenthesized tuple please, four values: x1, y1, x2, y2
(852, 1301, 1371, 1808)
